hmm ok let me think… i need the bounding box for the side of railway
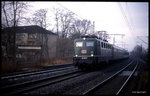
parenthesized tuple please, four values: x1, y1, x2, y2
(81, 59, 138, 95)
(1, 64, 80, 95)
(1, 57, 146, 95)
(1, 63, 73, 80)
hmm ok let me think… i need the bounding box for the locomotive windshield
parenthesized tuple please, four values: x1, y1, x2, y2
(86, 41, 94, 47)
(76, 41, 94, 47)
(76, 42, 83, 47)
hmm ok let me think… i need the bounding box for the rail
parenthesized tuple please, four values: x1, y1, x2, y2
(82, 59, 135, 95)
(116, 60, 138, 95)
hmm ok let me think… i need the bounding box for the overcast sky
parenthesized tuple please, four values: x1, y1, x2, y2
(26, 2, 148, 51)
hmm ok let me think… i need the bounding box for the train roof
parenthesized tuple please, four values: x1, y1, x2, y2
(80, 34, 108, 42)
(75, 34, 127, 51)
(74, 36, 128, 52)
(81, 34, 98, 39)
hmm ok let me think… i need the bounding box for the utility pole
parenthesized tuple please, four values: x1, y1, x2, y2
(93, 21, 95, 33)
(97, 31, 107, 40)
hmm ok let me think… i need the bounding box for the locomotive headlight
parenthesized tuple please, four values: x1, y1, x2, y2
(83, 37, 86, 40)
(91, 54, 94, 57)
(75, 54, 78, 57)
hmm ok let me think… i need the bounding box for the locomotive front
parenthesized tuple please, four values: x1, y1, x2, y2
(73, 36, 97, 69)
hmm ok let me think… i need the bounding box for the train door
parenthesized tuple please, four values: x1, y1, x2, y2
(97, 40, 101, 56)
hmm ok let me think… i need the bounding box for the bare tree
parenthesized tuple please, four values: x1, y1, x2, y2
(32, 9, 49, 29)
(1, 1, 29, 67)
(60, 11, 75, 38)
(81, 19, 92, 34)
(1, 1, 29, 28)
(52, 7, 62, 35)
(31, 9, 50, 60)
(52, 8, 75, 59)
(69, 19, 93, 39)
(52, 7, 75, 38)
(1, 2, 10, 28)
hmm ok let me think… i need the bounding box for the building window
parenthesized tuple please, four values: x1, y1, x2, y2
(28, 41, 37, 45)
(16, 33, 25, 39)
(28, 33, 37, 39)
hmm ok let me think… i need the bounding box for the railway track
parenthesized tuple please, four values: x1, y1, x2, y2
(1, 66, 78, 87)
(19, 58, 133, 95)
(1, 65, 82, 95)
(1, 63, 73, 80)
(81, 59, 138, 95)
(116, 62, 138, 95)
(1, 59, 138, 95)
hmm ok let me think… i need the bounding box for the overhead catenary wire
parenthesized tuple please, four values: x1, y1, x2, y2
(118, 3, 134, 37)
(126, 3, 136, 34)
(137, 36, 148, 45)
(125, 3, 148, 48)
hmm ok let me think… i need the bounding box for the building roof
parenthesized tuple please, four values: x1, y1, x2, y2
(2, 25, 57, 35)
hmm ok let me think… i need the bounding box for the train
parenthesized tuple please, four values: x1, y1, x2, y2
(73, 34, 129, 70)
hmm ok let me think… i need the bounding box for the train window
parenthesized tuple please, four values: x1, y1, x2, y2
(103, 43, 104, 48)
(104, 43, 105, 48)
(101, 42, 103, 48)
(76, 42, 83, 47)
(86, 41, 94, 47)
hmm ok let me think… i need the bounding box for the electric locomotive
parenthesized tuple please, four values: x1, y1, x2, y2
(73, 34, 129, 70)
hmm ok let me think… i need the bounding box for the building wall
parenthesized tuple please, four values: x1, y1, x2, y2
(16, 33, 28, 45)
(47, 35, 58, 58)
(15, 32, 58, 60)
(2, 26, 58, 62)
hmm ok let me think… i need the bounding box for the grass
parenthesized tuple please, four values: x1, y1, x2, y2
(42, 58, 72, 66)
(1, 58, 73, 75)
(1, 61, 16, 74)
(137, 71, 149, 91)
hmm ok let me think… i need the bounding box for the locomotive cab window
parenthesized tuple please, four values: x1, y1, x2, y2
(76, 42, 83, 47)
(86, 41, 94, 47)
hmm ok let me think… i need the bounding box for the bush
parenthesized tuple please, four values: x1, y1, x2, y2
(1, 61, 16, 74)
